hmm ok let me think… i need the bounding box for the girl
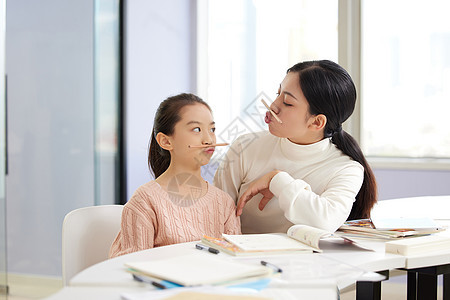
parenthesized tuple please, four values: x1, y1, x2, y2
(110, 93, 241, 258)
(214, 60, 377, 233)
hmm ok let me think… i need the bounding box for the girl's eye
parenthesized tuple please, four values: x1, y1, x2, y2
(193, 127, 201, 133)
(283, 101, 293, 107)
(210, 127, 216, 133)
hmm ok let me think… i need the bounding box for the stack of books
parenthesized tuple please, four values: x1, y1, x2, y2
(337, 217, 445, 240)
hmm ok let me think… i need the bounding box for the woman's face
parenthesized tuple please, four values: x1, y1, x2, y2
(266, 71, 323, 145)
(170, 103, 217, 168)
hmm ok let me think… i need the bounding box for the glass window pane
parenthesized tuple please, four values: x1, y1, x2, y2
(200, 0, 338, 178)
(361, 0, 450, 158)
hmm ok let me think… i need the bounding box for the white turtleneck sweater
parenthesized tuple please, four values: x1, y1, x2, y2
(214, 131, 364, 233)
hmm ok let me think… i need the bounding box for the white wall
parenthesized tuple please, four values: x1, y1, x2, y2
(125, 0, 197, 199)
(374, 169, 450, 201)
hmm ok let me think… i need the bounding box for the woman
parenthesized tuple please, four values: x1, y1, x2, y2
(214, 60, 377, 233)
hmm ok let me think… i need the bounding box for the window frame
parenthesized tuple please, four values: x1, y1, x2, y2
(341, 0, 450, 170)
(197, 0, 450, 171)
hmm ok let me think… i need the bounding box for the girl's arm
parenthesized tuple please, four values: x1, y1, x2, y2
(223, 194, 242, 234)
(213, 136, 245, 203)
(109, 199, 156, 258)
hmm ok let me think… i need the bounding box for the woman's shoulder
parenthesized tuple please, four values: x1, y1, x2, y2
(327, 145, 364, 173)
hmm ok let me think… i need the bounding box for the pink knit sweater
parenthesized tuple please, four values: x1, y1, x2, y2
(109, 181, 241, 258)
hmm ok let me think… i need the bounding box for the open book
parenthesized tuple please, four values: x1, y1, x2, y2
(202, 224, 341, 256)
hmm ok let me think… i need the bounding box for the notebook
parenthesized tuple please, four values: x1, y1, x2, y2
(385, 235, 450, 256)
(371, 216, 444, 232)
(125, 252, 272, 286)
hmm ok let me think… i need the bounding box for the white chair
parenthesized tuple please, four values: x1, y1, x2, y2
(62, 205, 124, 286)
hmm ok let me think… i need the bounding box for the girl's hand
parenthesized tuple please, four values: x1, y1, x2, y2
(236, 170, 281, 216)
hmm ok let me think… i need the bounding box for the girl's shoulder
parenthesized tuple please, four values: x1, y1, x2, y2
(134, 180, 162, 195)
(207, 183, 236, 205)
(207, 183, 228, 196)
(126, 181, 166, 206)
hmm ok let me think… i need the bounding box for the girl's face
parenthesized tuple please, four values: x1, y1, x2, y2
(170, 103, 217, 168)
(266, 71, 324, 145)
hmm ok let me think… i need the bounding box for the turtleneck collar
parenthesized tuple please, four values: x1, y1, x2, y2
(279, 137, 332, 162)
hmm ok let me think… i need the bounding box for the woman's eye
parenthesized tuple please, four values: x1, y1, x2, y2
(283, 101, 293, 107)
(210, 127, 216, 133)
(193, 127, 201, 133)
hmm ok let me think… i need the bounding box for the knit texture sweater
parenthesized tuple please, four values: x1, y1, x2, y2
(214, 131, 364, 233)
(109, 180, 241, 258)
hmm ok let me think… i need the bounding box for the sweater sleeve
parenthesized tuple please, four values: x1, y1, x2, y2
(109, 194, 157, 258)
(269, 166, 364, 232)
(222, 194, 242, 235)
(213, 137, 245, 203)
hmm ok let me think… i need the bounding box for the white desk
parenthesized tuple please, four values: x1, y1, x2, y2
(371, 195, 450, 221)
(64, 241, 342, 299)
(66, 239, 401, 300)
(70, 240, 402, 287)
(45, 287, 140, 300)
(56, 196, 450, 300)
(372, 195, 450, 300)
(46, 285, 339, 300)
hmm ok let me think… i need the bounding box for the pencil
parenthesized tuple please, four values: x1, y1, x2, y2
(188, 143, 229, 148)
(261, 99, 282, 123)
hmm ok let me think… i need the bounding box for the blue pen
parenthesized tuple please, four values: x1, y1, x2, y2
(131, 273, 183, 289)
(133, 274, 166, 289)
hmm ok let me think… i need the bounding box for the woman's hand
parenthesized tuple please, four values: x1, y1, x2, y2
(236, 170, 281, 216)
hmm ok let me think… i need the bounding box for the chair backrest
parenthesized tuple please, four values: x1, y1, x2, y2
(62, 205, 123, 286)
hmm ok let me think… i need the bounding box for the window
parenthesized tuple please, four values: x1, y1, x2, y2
(197, 0, 338, 178)
(199, 0, 450, 171)
(361, 0, 450, 159)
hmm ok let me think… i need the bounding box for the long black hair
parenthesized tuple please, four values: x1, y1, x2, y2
(148, 93, 211, 178)
(287, 60, 377, 220)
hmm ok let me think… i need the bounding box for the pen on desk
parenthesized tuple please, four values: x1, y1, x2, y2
(195, 243, 220, 254)
(261, 260, 283, 273)
(132, 274, 167, 289)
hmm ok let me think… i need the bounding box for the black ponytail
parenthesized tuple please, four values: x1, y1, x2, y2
(288, 60, 377, 219)
(331, 131, 377, 219)
(148, 93, 211, 178)
(149, 129, 171, 178)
